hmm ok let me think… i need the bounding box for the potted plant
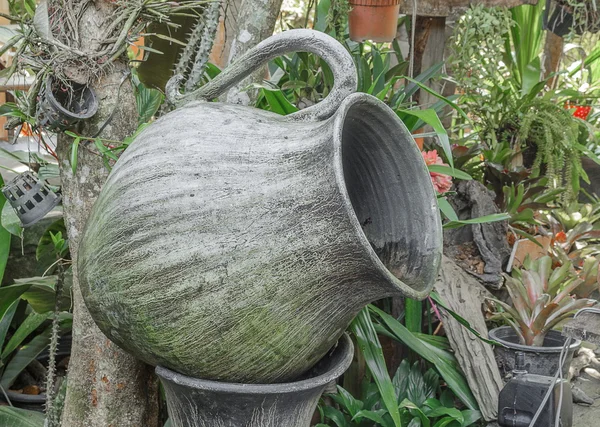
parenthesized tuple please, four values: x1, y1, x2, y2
(488, 256, 596, 377)
(348, 0, 401, 42)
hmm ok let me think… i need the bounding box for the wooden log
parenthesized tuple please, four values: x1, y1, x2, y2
(399, 0, 538, 17)
(435, 256, 504, 421)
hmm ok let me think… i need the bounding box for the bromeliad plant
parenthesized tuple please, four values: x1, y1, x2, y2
(491, 256, 596, 346)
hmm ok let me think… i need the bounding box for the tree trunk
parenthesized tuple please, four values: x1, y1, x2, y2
(224, 0, 284, 105)
(56, 3, 159, 426)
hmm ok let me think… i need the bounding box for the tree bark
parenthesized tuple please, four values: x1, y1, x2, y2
(435, 256, 504, 422)
(56, 3, 159, 426)
(224, 0, 284, 105)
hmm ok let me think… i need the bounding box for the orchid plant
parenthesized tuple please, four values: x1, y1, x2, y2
(491, 256, 596, 346)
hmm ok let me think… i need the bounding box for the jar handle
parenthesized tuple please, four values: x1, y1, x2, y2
(167, 29, 358, 121)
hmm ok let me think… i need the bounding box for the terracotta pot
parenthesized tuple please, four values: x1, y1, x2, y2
(348, 0, 401, 43)
(79, 29, 441, 384)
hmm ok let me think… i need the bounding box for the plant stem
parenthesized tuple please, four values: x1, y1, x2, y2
(45, 261, 64, 427)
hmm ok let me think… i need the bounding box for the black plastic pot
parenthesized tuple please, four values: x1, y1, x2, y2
(489, 326, 580, 378)
(156, 334, 354, 427)
(36, 76, 98, 132)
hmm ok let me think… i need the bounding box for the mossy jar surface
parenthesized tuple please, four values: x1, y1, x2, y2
(78, 30, 442, 383)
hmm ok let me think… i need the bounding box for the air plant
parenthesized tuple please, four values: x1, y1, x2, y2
(491, 256, 596, 346)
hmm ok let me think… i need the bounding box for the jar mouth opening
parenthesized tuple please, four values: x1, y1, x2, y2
(332, 93, 442, 300)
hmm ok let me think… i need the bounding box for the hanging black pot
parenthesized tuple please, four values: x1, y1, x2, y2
(1, 171, 61, 227)
(546, 1, 600, 36)
(36, 76, 98, 132)
(156, 334, 354, 427)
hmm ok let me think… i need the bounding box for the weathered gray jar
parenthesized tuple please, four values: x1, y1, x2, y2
(78, 29, 442, 383)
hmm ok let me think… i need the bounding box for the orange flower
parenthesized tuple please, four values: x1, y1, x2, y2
(555, 231, 567, 243)
(422, 150, 453, 194)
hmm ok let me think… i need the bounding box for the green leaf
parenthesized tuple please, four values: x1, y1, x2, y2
(1, 201, 23, 238)
(429, 292, 503, 347)
(427, 165, 472, 180)
(33, 0, 52, 41)
(461, 409, 481, 426)
(351, 309, 402, 427)
(1, 311, 49, 360)
(336, 385, 363, 417)
(18, 275, 71, 314)
(0, 283, 31, 322)
(400, 399, 431, 427)
(260, 88, 299, 116)
(0, 175, 11, 281)
(0, 300, 18, 351)
(370, 305, 479, 411)
(405, 299, 422, 333)
(443, 213, 511, 230)
(437, 198, 458, 222)
(70, 137, 80, 175)
(1, 326, 50, 388)
(400, 109, 453, 169)
(403, 77, 470, 123)
(0, 407, 45, 427)
(136, 83, 164, 125)
(322, 405, 351, 427)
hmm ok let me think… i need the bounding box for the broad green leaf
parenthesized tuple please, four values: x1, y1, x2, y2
(33, 0, 52, 41)
(260, 88, 299, 116)
(1, 311, 49, 360)
(400, 109, 453, 169)
(0, 407, 45, 427)
(336, 385, 363, 417)
(19, 275, 72, 314)
(437, 197, 458, 221)
(461, 409, 482, 426)
(370, 305, 479, 410)
(1, 201, 23, 238)
(70, 137, 80, 175)
(405, 298, 422, 333)
(428, 165, 472, 180)
(351, 309, 402, 427)
(1, 326, 50, 388)
(322, 405, 351, 427)
(0, 283, 31, 322)
(393, 359, 410, 403)
(136, 83, 164, 125)
(0, 300, 18, 352)
(400, 399, 430, 427)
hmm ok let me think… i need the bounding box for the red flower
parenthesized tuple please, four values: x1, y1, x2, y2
(564, 102, 592, 120)
(422, 150, 453, 194)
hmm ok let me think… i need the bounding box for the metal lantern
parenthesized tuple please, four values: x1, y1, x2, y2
(2, 171, 61, 227)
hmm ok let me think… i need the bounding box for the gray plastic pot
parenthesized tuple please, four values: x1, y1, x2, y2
(489, 326, 581, 378)
(156, 334, 354, 427)
(79, 29, 442, 383)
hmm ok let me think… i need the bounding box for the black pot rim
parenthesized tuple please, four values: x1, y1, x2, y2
(4, 389, 46, 403)
(489, 326, 581, 353)
(44, 76, 98, 120)
(156, 333, 354, 395)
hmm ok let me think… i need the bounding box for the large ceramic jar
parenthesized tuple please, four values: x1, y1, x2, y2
(78, 29, 442, 383)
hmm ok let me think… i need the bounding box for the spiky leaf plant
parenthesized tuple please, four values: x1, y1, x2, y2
(491, 256, 596, 346)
